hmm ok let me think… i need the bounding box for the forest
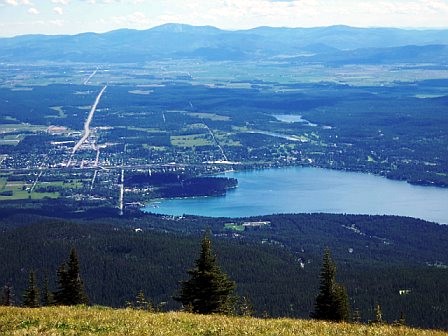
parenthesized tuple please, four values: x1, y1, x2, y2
(125, 172, 238, 198)
(0, 207, 447, 330)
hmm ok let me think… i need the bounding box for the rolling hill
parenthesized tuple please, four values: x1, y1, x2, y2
(0, 24, 447, 63)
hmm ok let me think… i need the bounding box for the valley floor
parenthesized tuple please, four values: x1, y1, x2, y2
(0, 306, 447, 336)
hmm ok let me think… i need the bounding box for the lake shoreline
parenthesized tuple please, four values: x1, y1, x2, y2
(142, 166, 448, 224)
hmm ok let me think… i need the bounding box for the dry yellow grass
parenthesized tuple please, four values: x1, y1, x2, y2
(0, 306, 447, 336)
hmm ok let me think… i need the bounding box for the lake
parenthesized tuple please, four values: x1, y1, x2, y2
(143, 167, 448, 224)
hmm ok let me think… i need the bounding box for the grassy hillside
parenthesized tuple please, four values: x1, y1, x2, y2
(1, 212, 448, 329)
(0, 306, 447, 336)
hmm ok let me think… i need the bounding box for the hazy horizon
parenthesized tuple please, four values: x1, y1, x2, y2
(1, 0, 448, 38)
(3, 22, 448, 39)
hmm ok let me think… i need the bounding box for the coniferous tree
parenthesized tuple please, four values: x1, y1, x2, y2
(374, 304, 383, 324)
(175, 230, 236, 315)
(53, 248, 89, 305)
(126, 290, 154, 311)
(397, 312, 406, 326)
(238, 296, 254, 317)
(352, 307, 362, 323)
(1, 284, 15, 306)
(22, 271, 40, 308)
(334, 284, 350, 321)
(311, 249, 350, 322)
(42, 275, 54, 306)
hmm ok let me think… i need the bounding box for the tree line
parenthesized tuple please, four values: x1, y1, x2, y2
(2, 248, 88, 308)
(1, 231, 405, 326)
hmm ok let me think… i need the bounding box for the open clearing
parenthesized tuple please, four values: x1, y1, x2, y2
(171, 134, 214, 147)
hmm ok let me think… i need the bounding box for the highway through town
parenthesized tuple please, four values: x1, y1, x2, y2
(67, 85, 107, 167)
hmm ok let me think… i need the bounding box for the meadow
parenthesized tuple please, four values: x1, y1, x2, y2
(1, 306, 447, 336)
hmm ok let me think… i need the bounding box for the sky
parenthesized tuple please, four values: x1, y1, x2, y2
(1, 0, 448, 37)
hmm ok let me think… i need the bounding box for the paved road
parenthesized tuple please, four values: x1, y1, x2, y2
(83, 68, 98, 85)
(67, 85, 107, 167)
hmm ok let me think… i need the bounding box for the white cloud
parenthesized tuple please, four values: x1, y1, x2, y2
(50, 19, 64, 26)
(53, 6, 64, 15)
(424, 0, 448, 12)
(82, 0, 147, 4)
(159, 0, 321, 29)
(4, 0, 34, 6)
(161, 0, 448, 29)
(52, 0, 70, 4)
(27, 6, 39, 14)
(111, 11, 150, 27)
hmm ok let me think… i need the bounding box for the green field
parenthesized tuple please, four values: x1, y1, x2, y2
(171, 134, 214, 148)
(0, 177, 6, 189)
(224, 223, 245, 231)
(0, 192, 59, 201)
(143, 144, 167, 151)
(0, 306, 446, 336)
(0, 134, 24, 146)
(128, 127, 166, 134)
(186, 112, 231, 121)
(0, 190, 59, 201)
(0, 124, 47, 132)
(0, 124, 47, 146)
(37, 180, 84, 189)
(214, 131, 241, 147)
(0, 180, 59, 201)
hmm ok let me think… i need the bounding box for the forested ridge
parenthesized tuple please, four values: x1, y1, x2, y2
(0, 208, 447, 329)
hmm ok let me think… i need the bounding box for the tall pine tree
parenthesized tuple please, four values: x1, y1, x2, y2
(175, 230, 236, 314)
(22, 271, 40, 308)
(311, 248, 350, 322)
(53, 248, 89, 305)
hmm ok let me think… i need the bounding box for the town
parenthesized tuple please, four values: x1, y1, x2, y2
(1, 61, 447, 213)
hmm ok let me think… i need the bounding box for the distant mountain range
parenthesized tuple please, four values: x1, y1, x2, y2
(1, 23, 447, 64)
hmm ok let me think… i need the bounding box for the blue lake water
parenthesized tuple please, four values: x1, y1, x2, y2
(143, 167, 448, 224)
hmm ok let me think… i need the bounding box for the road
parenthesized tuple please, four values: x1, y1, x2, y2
(203, 122, 228, 161)
(90, 170, 98, 190)
(30, 170, 44, 193)
(118, 168, 124, 215)
(83, 68, 98, 85)
(67, 85, 107, 167)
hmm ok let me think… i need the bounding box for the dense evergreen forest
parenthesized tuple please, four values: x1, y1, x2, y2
(125, 172, 238, 198)
(0, 206, 447, 330)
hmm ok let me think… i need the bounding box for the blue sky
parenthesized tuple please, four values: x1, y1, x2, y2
(1, 0, 448, 37)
